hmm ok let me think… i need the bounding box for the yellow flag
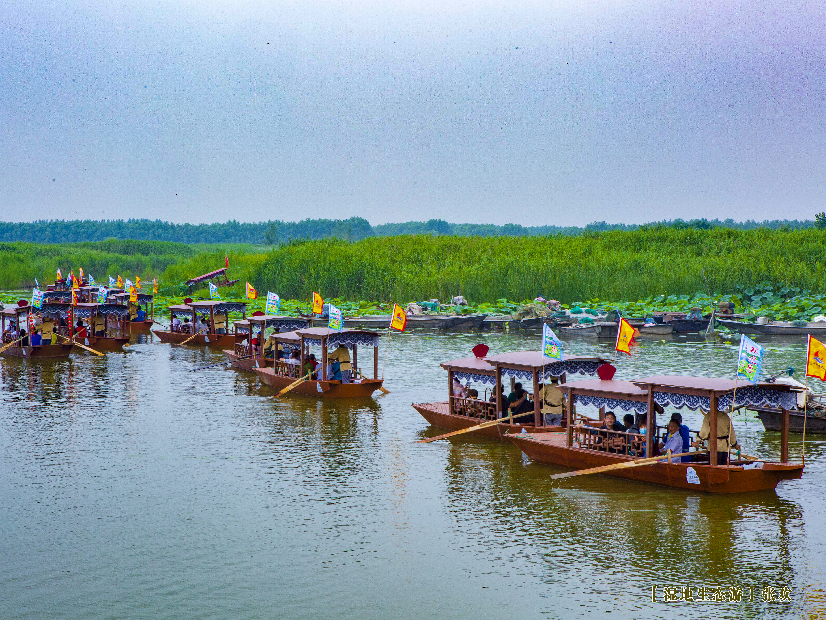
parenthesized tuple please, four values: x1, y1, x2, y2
(129, 285, 138, 302)
(135, 276, 141, 290)
(71, 289, 78, 306)
(79, 267, 84, 281)
(390, 303, 407, 332)
(72, 273, 79, 289)
(312, 292, 323, 314)
(615, 317, 635, 356)
(56, 268, 62, 280)
(153, 278, 158, 295)
(246, 282, 258, 300)
(806, 336, 826, 381)
(116, 275, 123, 288)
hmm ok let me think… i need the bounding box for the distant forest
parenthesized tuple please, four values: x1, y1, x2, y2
(0, 217, 815, 244)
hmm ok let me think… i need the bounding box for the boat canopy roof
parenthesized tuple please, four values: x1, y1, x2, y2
(113, 292, 154, 304)
(483, 351, 608, 381)
(560, 379, 649, 399)
(441, 356, 496, 375)
(188, 300, 247, 313)
(247, 315, 309, 329)
(295, 327, 381, 348)
(168, 304, 192, 312)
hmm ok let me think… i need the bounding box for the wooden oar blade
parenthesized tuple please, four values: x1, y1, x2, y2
(273, 372, 312, 398)
(417, 416, 510, 443)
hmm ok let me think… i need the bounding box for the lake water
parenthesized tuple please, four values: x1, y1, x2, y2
(1, 330, 825, 619)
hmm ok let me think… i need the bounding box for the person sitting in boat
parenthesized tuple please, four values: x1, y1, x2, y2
(135, 307, 146, 322)
(507, 383, 533, 420)
(30, 329, 42, 346)
(330, 358, 343, 381)
(75, 320, 88, 340)
(329, 345, 353, 383)
(40, 320, 54, 345)
(669, 412, 691, 454)
(693, 409, 737, 465)
(538, 377, 565, 426)
(172, 315, 182, 332)
(19, 329, 29, 347)
(659, 420, 685, 462)
(595, 411, 625, 452)
(452, 377, 467, 399)
(303, 354, 318, 379)
(250, 336, 260, 356)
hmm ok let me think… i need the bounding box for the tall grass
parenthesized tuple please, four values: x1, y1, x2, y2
(250, 229, 826, 302)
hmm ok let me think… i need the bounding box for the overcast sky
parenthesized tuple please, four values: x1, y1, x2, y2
(1, 0, 824, 226)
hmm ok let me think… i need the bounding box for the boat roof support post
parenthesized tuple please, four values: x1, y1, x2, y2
(495, 366, 503, 419)
(780, 407, 789, 463)
(709, 392, 719, 465)
(321, 335, 328, 381)
(352, 344, 358, 376)
(447, 369, 454, 416)
(566, 388, 575, 448)
(645, 386, 655, 458)
(373, 344, 378, 380)
(532, 369, 541, 427)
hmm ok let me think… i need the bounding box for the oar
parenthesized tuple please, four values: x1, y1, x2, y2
(174, 333, 199, 346)
(355, 369, 389, 394)
(417, 409, 536, 444)
(56, 333, 105, 356)
(273, 371, 312, 398)
(0, 335, 25, 354)
(549, 450, 707, 481)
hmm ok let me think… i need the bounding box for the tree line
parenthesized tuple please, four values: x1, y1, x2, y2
(0, 217, 815, 244)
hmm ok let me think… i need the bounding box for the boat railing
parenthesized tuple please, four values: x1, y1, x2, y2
(450, 396, 498, 421)
(234, 343, 249, 357)
(572, 424, 647, 456)
(273, 361, 303, 379)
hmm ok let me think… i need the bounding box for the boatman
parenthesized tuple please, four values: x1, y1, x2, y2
(692, 409, 737, 465)
(328, 345, 353, 383)
(537, 376, 565, 427)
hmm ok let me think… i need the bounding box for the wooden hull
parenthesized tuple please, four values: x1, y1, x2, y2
(637, 324, 674, 336)
(254, 367, 384, 398)
(0, 344, 74, 359)
(77, 336, 129, 352)
(668, 318, 711, 333)
(412, 401, 541, 441)
(560, 322, 616, 338)
(717, 318, 826, 336)
(152, 330, 235, 348)
(509, 432, 803, 493)
(224, 350, 266, 371)
(753, 407, 826, 434)
(128, 320, 155, 333)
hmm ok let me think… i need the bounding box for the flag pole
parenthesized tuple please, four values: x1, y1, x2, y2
(802, 376, 808, 466)
(382, 301, 392, 379)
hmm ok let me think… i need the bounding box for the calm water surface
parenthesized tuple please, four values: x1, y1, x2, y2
(1, 331, 825, 619)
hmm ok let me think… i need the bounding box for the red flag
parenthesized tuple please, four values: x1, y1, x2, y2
(225, 254, 229, 269)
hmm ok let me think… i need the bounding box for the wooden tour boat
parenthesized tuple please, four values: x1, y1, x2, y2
(111, 292, 156, 333)
(152, 300, 247, 347)
(254, 327, 385, 398)
(1, 304, 73, 358)
(413, 351, 608, 441)
(224, 314, 310, 371)
(508, 376, 804, 493)
(62, 302, 130, 352)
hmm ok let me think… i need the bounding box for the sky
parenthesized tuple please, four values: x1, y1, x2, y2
(1, 0, 824, 226)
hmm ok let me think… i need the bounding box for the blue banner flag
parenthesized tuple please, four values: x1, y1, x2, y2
(737, 334, 764, 383)
(328, 304, 342, 331)
(542, 323, 564, 360)
(265, 292, 280, 315)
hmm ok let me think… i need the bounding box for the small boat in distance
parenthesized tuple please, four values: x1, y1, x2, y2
(716, 318, 826, 337)
(152, 300, 247, 347)
(254, 327, 385, 398)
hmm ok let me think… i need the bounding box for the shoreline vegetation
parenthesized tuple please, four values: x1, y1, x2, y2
(0, 225, 825, 323)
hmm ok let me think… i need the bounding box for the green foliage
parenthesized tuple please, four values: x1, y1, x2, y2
(251, 228, 826, 304)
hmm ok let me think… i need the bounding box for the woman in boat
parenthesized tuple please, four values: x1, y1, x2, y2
(329, 345, 353, 383)
(75, 320, 88, 340)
